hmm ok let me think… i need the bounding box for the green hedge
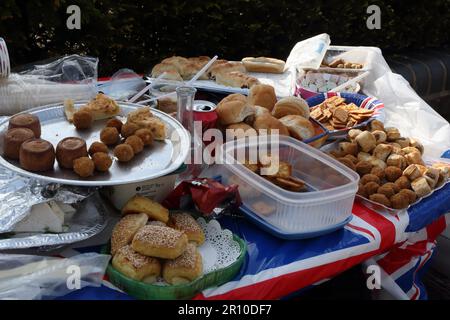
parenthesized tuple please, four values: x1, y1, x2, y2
(1, 0, 449, 76)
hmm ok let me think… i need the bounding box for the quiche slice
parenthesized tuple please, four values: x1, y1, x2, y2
(80, 93, 121, 120)
(126, 107, 167, 141)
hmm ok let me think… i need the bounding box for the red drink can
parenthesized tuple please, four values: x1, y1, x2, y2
(193, 100, 218, 133)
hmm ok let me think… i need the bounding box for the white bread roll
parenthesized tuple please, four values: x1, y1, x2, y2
(279, 115, 315, 141)
(272, 96, 310, 119)
(242, 57, 285, 73)
(248, 84, 277, 111)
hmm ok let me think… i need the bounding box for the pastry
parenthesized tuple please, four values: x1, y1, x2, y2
(219, 93, 248, 105)
(369, 120, 384, 132)
(242, 57, 285, 73)
(385, 127, 401, 141)
(111, 212, 148, 255)
(402, 147, 420, 155)
(3, 128, 35, 160)
(424, 167, 440, 189)
(215, 71, 260, 89)
(377, 184, 396, 198)
(122, 195, 169, 223)
(357, 152, 374, 162)
(364, 181, 380, 195)
(134, 128, 154, 146)
(272, 96, 310, 119)
(253, 113, 289, 136)
(161, 56, 190, 73)
(56, 137, 88, 169)
(121, 122, 140, 138)
(395, 138, 410, 148)
(248, 84, 277, 111)
(372, 130, 387, 143)
(405, 151, 424, 166)
(216, 99, 255, 125)
(338, 157, 356, 171)
(226, 123, 257, 139)
(126, 109, 166, 141)
(394, 176, 411, 190)
(411, 177, 432, 197)
(355, 161, 373, 176)
(390, 193, 409, 209)
(357, 184, 367, 197)
(125, 135, 144, 154)
(148, 220, 167, 227)
(92, 152, 112, 172)
(208, 62, 246, 79)
(386, 154, 407, 170)
(403, 164, 422, 181)
(73, 157, 95, 178)
(372, 144, 392, 162)
(100, 127, 120, 145)
(355, 131, 376, 152)
(88, 141, 108, 156)
(106, 118, 123, 132)
(8, 113, 41, 138)
(384, 182, 400, 193)
(72, 109, 93, 130)
(132, 225, 188, 259)
(79, 93, 120, 120)
(371, 167, 385, 180)
(369, 193, 391, 207)
(279, 115, 315, 140)
(399, 189, 417, 204)
(338, 142, 359, 156)
(112, 245, 161, 283)
(360, 174, 380, 185)
(168, 212, 205, 246)
(151, 63, 183, 81)
(344, 154, 358, 164)
(348, 129, 363, 140)
(370, 159, 387, 170)
(19, 138, 55, 172)
(179, 61, 209, 80)
(163, 243, 202, 285)
(409, 138, 424, 154)
(114, 144, 135, 162)
(385, 166, 402, 182)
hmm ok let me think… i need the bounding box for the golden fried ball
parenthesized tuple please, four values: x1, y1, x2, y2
(385, 166, 403, 182)
(384, 182, 400, 193)
(114, 144, 135, 162)
(73, 157, 95, 178)
(73, 110, 93, 130)
(357, 183, 367, 197)
(338, 157, 356, 171)
(134, 128, 154, 146)
(395, 176, 411, 190)
(364, 182, 380, 196)
(356, 161, 373, 176)
(377, 184, 396, 198)
(92, 152, 112, 172)
(88, 141, 109, 156)
(344, 154, 358, 164)
(125, 135, 144, 154)
(360, 174, 381, 185)
(399, 189, 417, 204)
(121, 122, 139, 138)
(100, 127, 120, 145)
(106, 118, 123, 132)
(369, 193, 391, 207)
(390, 193, 410, 209)
(371, 167, 386, 180)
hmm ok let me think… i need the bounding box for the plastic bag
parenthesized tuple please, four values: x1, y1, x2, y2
(98, 68, 146, 101)
(0, 252, 110, 300)
(285, 33, 331, 70)
(0, 54, 98, 115)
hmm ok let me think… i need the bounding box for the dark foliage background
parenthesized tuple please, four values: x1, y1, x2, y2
(1, 0, 449, 76)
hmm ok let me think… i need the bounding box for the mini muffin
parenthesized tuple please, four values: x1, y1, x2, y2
(399, 189, 417, 204)
(135, 128, 154, 146)
(377, 184, 396, 198)
(73, 110, 93, 130)
(369, 193, 391, 207)
(88, 141, 109, 156)
(390, 193, 409, 209)
(370, 167, 385, 180)
(100, 127, 120, 145)
(394, 176, 411, 190)
(364, 181, 380, 196)
(385, 166, 403, 182)
(114, 144, 135, 162)
(125, 135, 144, 154)
(360, 174, 380, 185)
(106, 118, 123, 132)
(355, 161, 373, 176)
(73, 156, 95, 178)
(121, 122, 139, 138)
(92, 152, 113, 172)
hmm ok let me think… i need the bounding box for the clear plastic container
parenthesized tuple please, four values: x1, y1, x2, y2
(217, 136, 360, 234)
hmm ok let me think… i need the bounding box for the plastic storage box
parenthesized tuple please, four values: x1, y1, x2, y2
(217, 136, 359, 235)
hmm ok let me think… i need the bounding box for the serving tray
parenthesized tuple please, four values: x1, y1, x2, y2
(0, 101, 190, 186)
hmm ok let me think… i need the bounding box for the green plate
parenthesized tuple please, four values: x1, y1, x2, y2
(101, 233, 246, 300)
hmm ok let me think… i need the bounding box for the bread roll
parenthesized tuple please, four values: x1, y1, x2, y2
(272, 96, 310, 119)
(151, 63, 183, 81)
(161, 56, 189, 73)
(168, 212, 205, 246)
(208, 62, 246, 79)
(131, 225, 188, 259)
(215, 71, 260, 89)
(111, 212, 148, 255)
(279, 115, 314, 140)
(226, 123, 257, 139)
(253, 113, 289, 136)
(163, 243, 202, 285)
(216, 100, 255, 125)
(112, 245, 161, 283)
(248, 84, 277, 111)
(242, 57, 285, 73)
(122, 195, 169, 223)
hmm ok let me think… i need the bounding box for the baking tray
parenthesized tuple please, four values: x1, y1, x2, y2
(0, 101, 190, 186)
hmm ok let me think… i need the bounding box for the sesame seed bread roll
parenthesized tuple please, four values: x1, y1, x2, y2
(131, 225, 188, 259)
(111, 213, 148, 256)
(168, 212, 205, 246)
(122, 195, 169, 223)
(112, 245, 161, 283)
(163, 243, 203, 285)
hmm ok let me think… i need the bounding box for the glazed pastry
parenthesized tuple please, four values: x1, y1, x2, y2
(372, 144, 392, 162)
(8, 113, 41, 138)
(73, 157, 95, 178)
(114, 144, 135, 162)
(3, 128, 35, 160)
(409, 138, 424, 154)
(132, 225, 188, 259)
(72, 110, 93, 130)
(411, 177, 432, 197)
(163, 243, 203, 285)
(122, 195, 169, 223)
(272, 96, 310, 119)
(111, 212, 148, 255)
(112, 245, 161, 283)
(402, 147, 420, 155)
(100, 127, 120, 146)
(88, 141, 109, 156)
(92, 152, 112, 172)
(355, 131, 376, 152)
(56, 137, 88, 169)
(125, 135, 144, 154)
(134, 129, 154, 146)
(279, 115, 315, 140)
(19, 138, 55, 172)
(168, 212, 205, 246)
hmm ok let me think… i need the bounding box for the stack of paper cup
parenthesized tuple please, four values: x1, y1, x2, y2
(0, 38, 10, 78)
